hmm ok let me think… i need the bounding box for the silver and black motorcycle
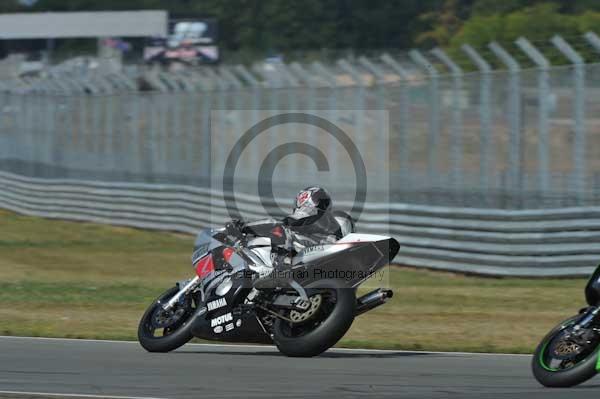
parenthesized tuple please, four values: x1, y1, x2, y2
(532, 265, 600, 387)
(138, 216, 399, 357)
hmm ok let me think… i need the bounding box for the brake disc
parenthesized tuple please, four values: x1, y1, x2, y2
(552, 340, 583, 358)
(152, 298, 191, 328)
(289, 294, 322, 324)
(549, 329, 590, 360)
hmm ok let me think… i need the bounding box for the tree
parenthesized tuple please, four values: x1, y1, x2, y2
(449, 3, 596, 66)
(416, 0, 475, 47)
(0, 0, 24, 12)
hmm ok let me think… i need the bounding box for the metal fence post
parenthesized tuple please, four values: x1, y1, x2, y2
(489, 42, 521, 205)
(552, 35, 586, 205)
(584, 31, 600, 53)
(146, 72, 170, 181)
(206, 68, 229, 183)
(253, 64, 280, 112)
(516, 37, 551, 197)
(177, 73, 198, 177)
(337, 59, 367, 191)
(289, 62, 318, 178)
(169, 76, 184, 169)
(409, 49, 440, 184)
(192, 72, 213, 182)
(179, 73, 199, 169)
(380, 54, 411, 186)
(102, 85, 117, 178)
(234, 65, 261, 175)
(359, 56, 388, 191)
(312, 61, 339, 185)
(275, 62, 300, 181)
(220, 66, 244, 167)
(462, 44, 493, 195)
(432, 48, 464, 188)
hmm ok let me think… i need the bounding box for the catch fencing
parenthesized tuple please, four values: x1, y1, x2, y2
(2, 34, 600, 208)
(2, 33, 600, 275)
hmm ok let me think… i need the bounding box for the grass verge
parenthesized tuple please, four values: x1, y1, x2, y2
(0, 209, 587, 353)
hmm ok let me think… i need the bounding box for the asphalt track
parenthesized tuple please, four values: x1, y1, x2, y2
(0, 337, 598, 399)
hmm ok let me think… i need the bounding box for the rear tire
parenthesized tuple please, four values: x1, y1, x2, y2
(138, 287, 195, 353)
(532, 315, 599, 387)
(273, 279, 356, 357)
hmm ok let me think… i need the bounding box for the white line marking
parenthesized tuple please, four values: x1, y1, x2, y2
(0, 335, 531, 357)
(0, 390, 168, 399)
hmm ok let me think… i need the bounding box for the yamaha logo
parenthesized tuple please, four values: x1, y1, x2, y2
(303, 245, 324, 254)
(207, 298, 227, 311)
(211, 312, 233, 327)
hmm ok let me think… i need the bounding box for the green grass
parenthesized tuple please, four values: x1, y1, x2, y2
(0, 209, 588, 353)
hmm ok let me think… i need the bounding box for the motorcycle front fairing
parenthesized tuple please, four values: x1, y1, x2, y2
(192, 228, 227, 264)
(189, 268, 271, 344)
(188, 228, 272, 343)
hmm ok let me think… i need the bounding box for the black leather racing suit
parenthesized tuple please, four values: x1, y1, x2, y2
(236, 210, 344, 267)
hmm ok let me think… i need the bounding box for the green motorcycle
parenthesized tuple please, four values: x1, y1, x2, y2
(532, 265, 600, 387)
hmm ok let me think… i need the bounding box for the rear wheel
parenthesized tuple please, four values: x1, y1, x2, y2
(532, 315, 600, 387)
(138, 286, 196, 353)
(272, 279, 356, 357)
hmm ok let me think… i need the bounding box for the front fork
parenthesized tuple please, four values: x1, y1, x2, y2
(575, 306, 600, 328)
(574, 306, 600, 371)
(161, 276, 201, 311)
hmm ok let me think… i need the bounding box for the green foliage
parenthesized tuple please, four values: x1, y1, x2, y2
(449, 3, 599, 67)
(416, 0, 476, 47)
(578, 10, 600, 32)
(1, 0, 600, 62)
(471, 0, 533, 16)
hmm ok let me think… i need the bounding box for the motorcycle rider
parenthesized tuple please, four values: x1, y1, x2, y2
(226, 186, 354, 272)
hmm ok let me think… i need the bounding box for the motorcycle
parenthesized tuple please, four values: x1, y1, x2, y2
(138, 216, 400, 357)
(532, 264, 600, 387)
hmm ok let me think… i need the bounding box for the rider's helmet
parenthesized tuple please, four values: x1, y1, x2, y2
(289, 186, 332, 223)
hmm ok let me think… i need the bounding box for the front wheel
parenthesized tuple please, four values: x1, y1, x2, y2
(532, 315, 600, 387)
(138, 286, 195, 353)
(272, 279, 356, 357)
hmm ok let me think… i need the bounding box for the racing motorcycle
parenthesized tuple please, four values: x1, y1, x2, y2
(532, 264, 600, 387)
(138, 215, 400, 357)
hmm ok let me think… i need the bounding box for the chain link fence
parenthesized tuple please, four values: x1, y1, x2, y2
(1, 34, 600, 209)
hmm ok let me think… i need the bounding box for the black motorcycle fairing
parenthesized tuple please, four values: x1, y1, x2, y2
(190, 304, 272, 344)
(585, 264, 600, 306)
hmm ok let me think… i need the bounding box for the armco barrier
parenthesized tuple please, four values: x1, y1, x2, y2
(0, 170, 598, 277)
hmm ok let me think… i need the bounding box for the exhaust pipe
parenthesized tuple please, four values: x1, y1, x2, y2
(355, 288, 394, 316)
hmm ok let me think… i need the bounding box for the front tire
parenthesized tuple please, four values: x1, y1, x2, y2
(532, 315, 599, 387)
(138, 286, 195, 353)
(272, 279, 356, 357)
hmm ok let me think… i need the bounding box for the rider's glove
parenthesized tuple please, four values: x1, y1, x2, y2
(225, 219, 245, 238)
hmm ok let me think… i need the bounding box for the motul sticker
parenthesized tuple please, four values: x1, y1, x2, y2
(207, 298, 227, 311)
(211, 312, 233, 327)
